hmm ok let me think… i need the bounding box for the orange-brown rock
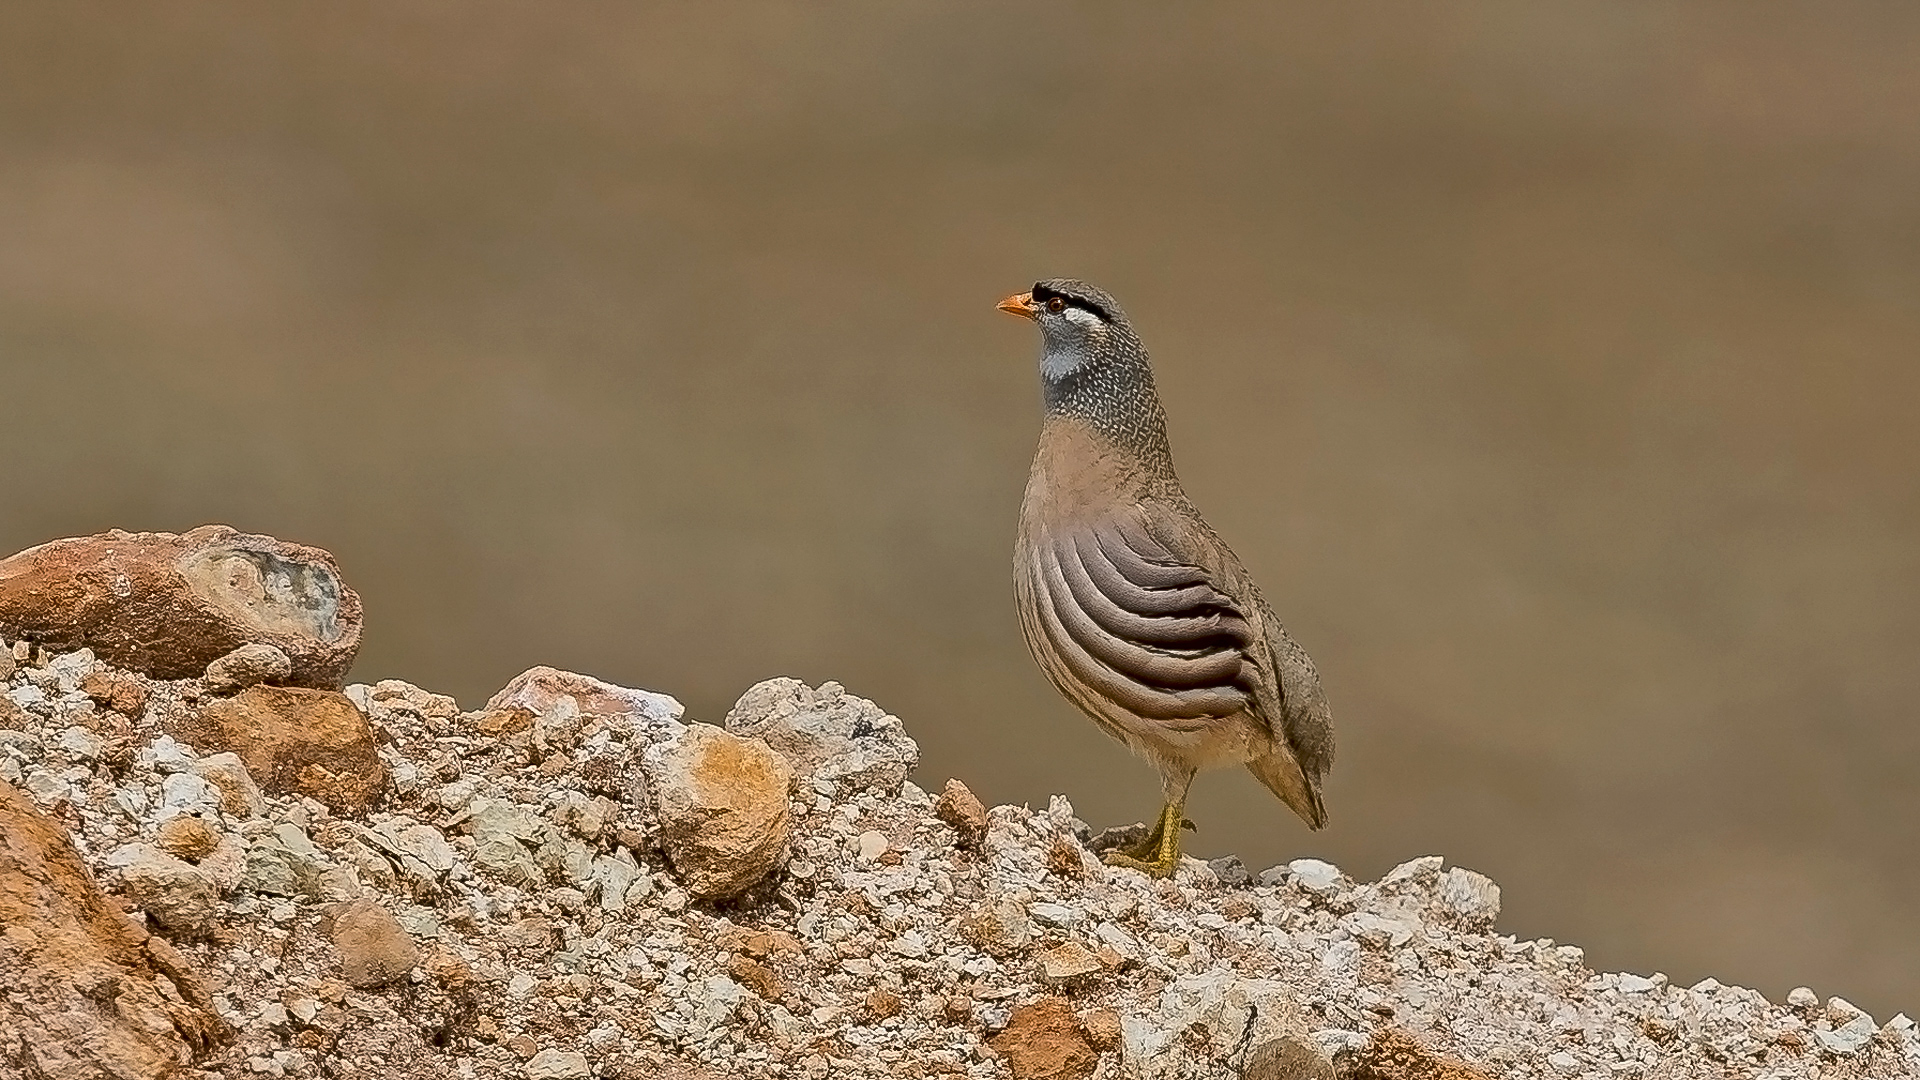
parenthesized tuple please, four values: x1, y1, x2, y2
(642, 724, 791, 900)
(0, 778, 231, 1076)
(0, 525, 362, 688)
(1342, 1029, 1492, 1080)
(155, 816, 221, 863)
(325, 898, 420, 988)
(987, 997, 1097, 1080)
(180, 685, 390, 815)
(80, 667, 151, 718)
(935, 778, 989, 848)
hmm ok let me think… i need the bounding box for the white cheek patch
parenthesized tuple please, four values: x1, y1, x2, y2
(1039, 306, 1108, 382)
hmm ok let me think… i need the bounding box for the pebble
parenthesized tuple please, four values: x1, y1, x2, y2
(1289, 858, 1343, 893)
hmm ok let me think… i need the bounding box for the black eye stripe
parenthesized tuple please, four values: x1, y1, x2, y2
(1032, 284, 1106, 320)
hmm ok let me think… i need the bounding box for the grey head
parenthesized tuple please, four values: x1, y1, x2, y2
(997, 278, 1170, 456)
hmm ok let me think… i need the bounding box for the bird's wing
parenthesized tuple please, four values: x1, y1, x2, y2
(1137, 501, 1335, 827)
(1028, 510, 1259, 726)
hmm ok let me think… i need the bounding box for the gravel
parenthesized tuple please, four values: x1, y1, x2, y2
(1, 641, 1916, 1079)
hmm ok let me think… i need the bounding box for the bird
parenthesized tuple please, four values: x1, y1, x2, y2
(1000, 278, 1333, 878)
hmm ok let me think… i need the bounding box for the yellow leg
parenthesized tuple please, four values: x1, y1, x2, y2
(1100, 799, 1188, 878)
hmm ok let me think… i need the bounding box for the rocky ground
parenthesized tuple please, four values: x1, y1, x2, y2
(2, 636, 1917, 1079)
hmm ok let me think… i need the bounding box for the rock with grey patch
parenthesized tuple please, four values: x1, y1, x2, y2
(722, 677, 918, 797)
(0, 526, 361, 687)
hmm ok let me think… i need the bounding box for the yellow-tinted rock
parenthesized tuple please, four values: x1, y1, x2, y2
(643, 725, 791, 900)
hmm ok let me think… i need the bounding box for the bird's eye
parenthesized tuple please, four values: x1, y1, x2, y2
(1046, 296, 1066, 313)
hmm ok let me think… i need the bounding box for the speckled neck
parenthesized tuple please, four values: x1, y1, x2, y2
(1041, 331, 1174, 471)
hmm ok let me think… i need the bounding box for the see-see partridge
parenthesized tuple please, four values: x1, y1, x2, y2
(1000, 278, 1334, 878)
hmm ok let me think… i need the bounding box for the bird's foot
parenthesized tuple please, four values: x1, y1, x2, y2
(1099, 849, 1181, 879)
(1099, 801, 1189, 879)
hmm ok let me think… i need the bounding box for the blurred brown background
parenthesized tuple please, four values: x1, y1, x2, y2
(2, 2, 1916, 1016)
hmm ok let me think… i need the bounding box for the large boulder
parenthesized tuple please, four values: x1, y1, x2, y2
(0, 778, 231, 1077)
(0, 526, 361, 688)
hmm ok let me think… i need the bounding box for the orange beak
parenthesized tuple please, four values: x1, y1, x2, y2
(997, 291, 1038, 321)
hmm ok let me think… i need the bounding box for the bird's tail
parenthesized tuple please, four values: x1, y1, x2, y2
(1246, 749, 1327, 830)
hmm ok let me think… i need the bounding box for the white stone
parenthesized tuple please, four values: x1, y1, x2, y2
(525, 1049, 590, 1079)
(1028, 901, 1083, 927)
(1288, 858, 1343, 893)
(1815, 1015, 1876, 1055)
(55, 726, 101, 761)
(160, 772, 222, 816)
(856, 830, 888, 861)
(143, 734, 196, 774)
(1437, 866, 1501, 926)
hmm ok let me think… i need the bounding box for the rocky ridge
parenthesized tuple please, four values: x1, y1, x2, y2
(1, 638, 1916, 1079)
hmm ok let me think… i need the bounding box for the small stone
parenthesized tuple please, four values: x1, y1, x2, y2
(934, 778, 988, 846)
(525, 1049, 591, 1079)
(1437, 866, 1501, 926)
(144, 735, 196, 774)
(422, 946, 474, 988)
(962, 897, 1033, 956)
(1288, 858, 1343, 894)
(80, 668, 149, 717)
(1787, 986, 1819, 1009)
(54, 726, 102, 762)
(1378, 855, 1445, 890)
(483, 666, 683, 740)
(1827, 995, 1870, 1023)
(1615, 973, 1658, 994)
(1816, 1016, 1876, 1055)
(988, 997, 1096, 1080)
(865, 990, 902, 1020)
(1028, 902, 1083, 928)
(192, 752, 267, 819)
(856, 829, 889, 862)
(728, 955, 785, 1001)
(204, 643, 293, 694)
(1207, 855, 1253, 888)
(1244, 1036, 1337, 1080)
(182, 685, 390, 814)
(327, 898, 420, 988)
(160, 772, 221, 816)
(643, 723, 793, 899)
(155, 816, 221, 863)
(1079, 1008, 1121, 1051)
(113, 843, 221, 936)
(1040, 942, 1102, 983)
(0, 526, 362, 687)
(722, 677, 919, 797)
